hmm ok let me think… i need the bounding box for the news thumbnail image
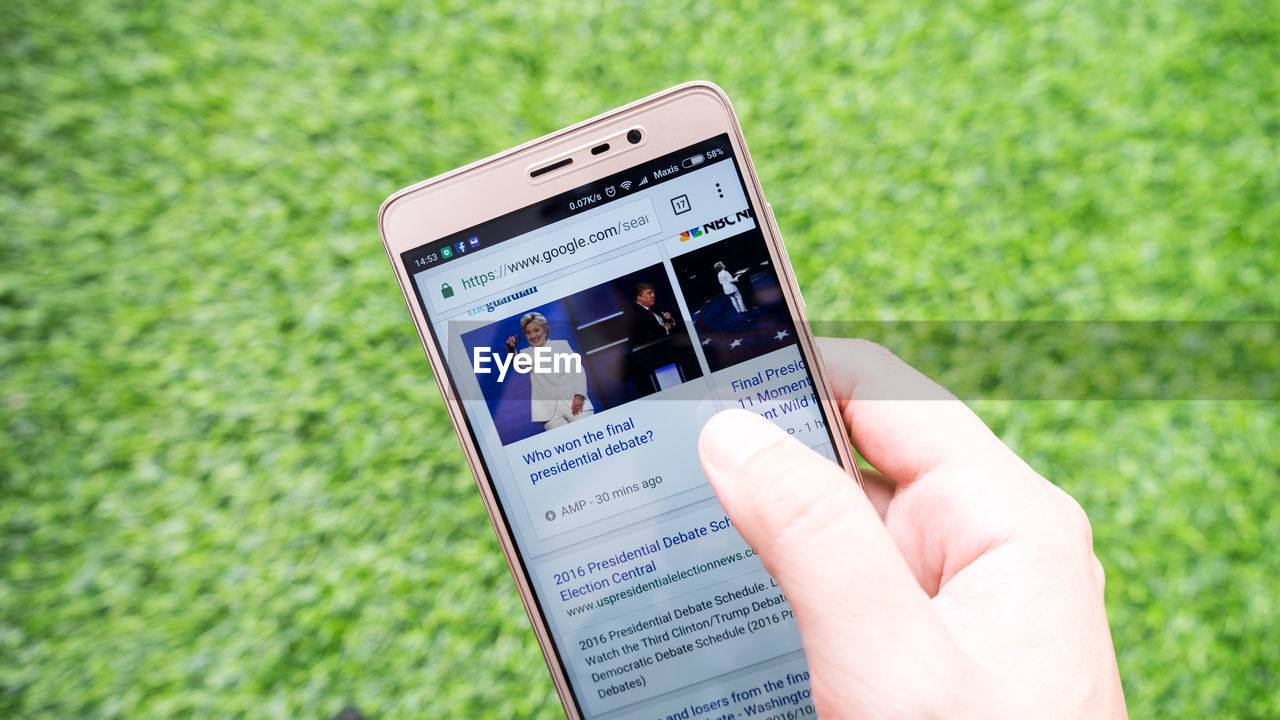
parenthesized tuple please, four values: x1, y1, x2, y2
(459, 264, 703, 446)
(671, 229, 799, 373)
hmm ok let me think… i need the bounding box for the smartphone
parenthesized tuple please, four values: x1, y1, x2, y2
(378, 82, 860, 719)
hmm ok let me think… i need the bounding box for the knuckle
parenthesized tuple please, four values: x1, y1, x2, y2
(1062, 493, 1095, 547)
(1041, 479, 1095, 546)
(1092, 555, 1107, 589)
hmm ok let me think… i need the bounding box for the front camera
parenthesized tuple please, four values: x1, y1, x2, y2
(626, 129, 643, 144)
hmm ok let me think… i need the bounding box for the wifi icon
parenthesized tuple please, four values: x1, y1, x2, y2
(619, 180, 633, 191)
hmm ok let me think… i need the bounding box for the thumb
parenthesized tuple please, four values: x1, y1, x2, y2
(698, 409, 972, 718)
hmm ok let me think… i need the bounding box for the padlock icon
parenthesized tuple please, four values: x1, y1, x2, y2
(441, 283, 454, 298)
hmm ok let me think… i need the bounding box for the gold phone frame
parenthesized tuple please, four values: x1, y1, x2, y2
(378, 81, 860, 718)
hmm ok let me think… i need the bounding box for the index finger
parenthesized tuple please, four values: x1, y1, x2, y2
(817, 337, 1016, 488)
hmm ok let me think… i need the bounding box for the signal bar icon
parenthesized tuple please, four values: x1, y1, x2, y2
(619, 180, 633, 191)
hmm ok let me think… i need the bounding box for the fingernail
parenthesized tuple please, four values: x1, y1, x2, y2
(699, 409, 789, 475)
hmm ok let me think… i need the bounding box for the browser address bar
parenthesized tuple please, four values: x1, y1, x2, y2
(432, 197, 662, 312)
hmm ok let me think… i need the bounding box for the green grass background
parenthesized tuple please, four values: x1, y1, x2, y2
(2, 0, 1277, 717)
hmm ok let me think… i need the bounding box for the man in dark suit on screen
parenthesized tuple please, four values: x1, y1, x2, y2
(624, 282, 690, 396)
(628, 282, 678, 343)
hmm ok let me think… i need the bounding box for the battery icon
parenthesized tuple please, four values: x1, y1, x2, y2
(681, 154, 705, 169)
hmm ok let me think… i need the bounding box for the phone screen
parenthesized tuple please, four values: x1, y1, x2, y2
(401, 134, 840, 719)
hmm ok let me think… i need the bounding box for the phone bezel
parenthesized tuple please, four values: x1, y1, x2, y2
(378, 81, 861, 718)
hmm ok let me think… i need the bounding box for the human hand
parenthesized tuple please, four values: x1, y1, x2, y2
(697, 338, 1127, 720)
(505, 335, 517, 352)
(571, 394, 585, 416)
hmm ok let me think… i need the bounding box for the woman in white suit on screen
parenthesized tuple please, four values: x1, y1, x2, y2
(505, 312, 593, 430)
(715, 261, 746, 313)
